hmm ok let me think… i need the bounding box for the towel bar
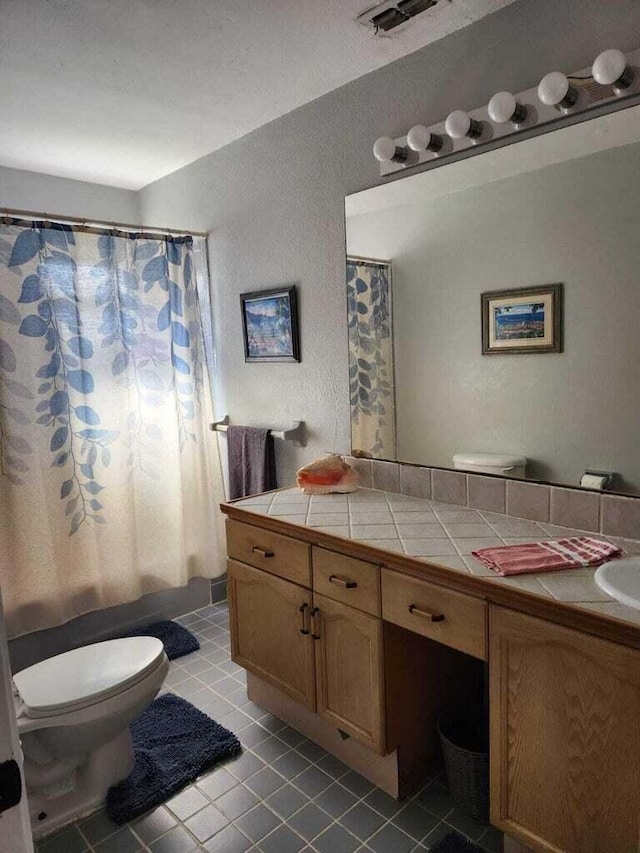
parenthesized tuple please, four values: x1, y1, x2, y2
(210, 415, 305, 446)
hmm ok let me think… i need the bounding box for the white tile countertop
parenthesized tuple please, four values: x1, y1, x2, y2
(228, 487, 640, 630)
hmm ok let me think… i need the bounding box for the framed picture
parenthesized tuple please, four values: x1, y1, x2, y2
(240, 285, 300, 362)
(481, 283, 563, 355)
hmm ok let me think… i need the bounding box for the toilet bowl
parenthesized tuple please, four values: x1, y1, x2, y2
(13, 636, 169, 837)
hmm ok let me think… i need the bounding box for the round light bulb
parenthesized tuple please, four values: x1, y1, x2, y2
(445, 110, 483, 141)
(406, 125, 442, 154)
(488, 91, 517, 123)
(407, 125, 431, 151)
(592, 48, 633, 89)
(445, 110, 471, 139)
(537, 71, 572, 107)
(593, 48, 626, 85)
(373, 136, 398, 163)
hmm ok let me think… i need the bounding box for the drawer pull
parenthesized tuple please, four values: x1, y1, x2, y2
(408, 604, 445, 623)
(310, 606, 321, 640)
(329, 574, 358, 589)
(252, 546, 275, 558)
(299, 603, 309, 635)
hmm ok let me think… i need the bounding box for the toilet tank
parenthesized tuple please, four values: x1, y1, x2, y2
(453, 452, 527, 478)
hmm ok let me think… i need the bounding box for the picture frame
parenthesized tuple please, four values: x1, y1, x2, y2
(481, 283, 563, 355)
(240, 284, 300, 363)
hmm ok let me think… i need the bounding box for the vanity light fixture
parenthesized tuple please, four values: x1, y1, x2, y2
(445, 110, 483, 140)
(592, 48, 635, 93)
(373, 136, 408, 164)
(488, 91, 527, 125)
(406, 124, 443, 153)
(537, 71, 579, 111)
(373, 45, 640, 176)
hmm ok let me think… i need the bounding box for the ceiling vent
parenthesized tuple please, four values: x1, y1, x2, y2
(357, 0, 439, 34)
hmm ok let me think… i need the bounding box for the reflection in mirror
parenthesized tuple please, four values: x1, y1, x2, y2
(347, 257, 396, 459)
(345, 105, 640, 495)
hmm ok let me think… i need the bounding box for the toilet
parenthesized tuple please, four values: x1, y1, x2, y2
(13, 636, 169, 837)
(453, 451, 527, 478)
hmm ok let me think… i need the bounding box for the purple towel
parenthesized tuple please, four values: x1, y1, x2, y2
(227, 425, 277, 499)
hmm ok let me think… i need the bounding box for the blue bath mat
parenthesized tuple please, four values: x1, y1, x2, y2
(106, 694, 242, 824)
(121, 620, 199, 660)
(431, 832, 485, 853)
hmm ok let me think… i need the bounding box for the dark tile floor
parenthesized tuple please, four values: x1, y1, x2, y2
(35, 603, 503, 853)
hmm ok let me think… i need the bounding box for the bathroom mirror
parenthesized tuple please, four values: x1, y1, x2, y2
(345, 103, 640, 495)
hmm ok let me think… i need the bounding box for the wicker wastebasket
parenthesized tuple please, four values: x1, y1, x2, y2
(438, 714, 489, 824)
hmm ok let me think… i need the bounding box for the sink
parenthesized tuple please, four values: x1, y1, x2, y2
(594, 558, 640, 610)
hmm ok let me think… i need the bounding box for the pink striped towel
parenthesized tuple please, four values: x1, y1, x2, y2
(471, 537, 621, 576)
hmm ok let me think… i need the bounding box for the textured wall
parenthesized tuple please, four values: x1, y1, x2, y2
(0, 165, 139, 224)
(134, 0, 640, 486)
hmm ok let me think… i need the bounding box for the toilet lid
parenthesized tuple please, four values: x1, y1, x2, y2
(453, 452, 527, 469)
(14, 636, 166, 718)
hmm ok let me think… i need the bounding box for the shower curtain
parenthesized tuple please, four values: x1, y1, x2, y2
(0, 220, 225, 638)
(347, 258, 396, 459)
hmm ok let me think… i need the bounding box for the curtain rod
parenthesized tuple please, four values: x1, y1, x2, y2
(347, 254, 392, 265)
(1, 207, 208, 239)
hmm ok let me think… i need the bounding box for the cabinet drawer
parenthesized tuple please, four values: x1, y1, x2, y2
(381, 569, 487, 660)
(226, 518, 311, 586)
(313, 547, 381, 616)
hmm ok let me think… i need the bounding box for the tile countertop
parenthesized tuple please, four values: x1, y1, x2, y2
(225, 487, 640, 632)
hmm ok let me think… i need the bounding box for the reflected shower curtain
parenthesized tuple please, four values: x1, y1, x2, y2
(347, 258, 396, 459)
(0, 220, 225, 637)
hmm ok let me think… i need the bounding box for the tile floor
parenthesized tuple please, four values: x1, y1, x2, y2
(35, 603, 503, 853)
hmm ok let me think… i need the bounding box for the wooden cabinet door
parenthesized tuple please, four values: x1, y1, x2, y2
(490, 606, 640, 853)
(227, 559, 315, 710)
(313, 592, 386, 754)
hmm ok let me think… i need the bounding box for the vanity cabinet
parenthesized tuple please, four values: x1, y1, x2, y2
(490, 606, 640, 853)
(313, 592, 385, 752)
(224, 501, 640, 851)
(227, 559, 315, 709)
(226, 520, 387, 753)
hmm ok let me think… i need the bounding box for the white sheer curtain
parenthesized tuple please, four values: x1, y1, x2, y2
(0, 221, 225, 638)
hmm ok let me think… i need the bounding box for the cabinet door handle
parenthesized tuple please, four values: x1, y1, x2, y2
(299, 603, 310, 635)
(408, 604, 445, 623)
(252, 546, 274, 558)
(310, 607, 321, 640)
(329, 574, 358, 589)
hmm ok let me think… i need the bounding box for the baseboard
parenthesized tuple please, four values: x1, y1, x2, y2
(503, 836, 536, 853)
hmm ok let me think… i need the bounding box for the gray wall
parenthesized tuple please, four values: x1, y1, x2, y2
(347, 143, 640, 492)
(0, 165, 139, 223)
(139, 0, 640, 487)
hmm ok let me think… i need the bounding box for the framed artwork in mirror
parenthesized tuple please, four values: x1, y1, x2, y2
(240, 285, 300, 362)
(481, 283, 563, 355)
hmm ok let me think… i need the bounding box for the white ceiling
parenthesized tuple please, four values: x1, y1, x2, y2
(0, 0, 515, 191)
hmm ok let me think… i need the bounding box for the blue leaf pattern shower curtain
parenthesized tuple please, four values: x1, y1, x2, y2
(347, 259, 396, 459)
(0, 221, 225, 638)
